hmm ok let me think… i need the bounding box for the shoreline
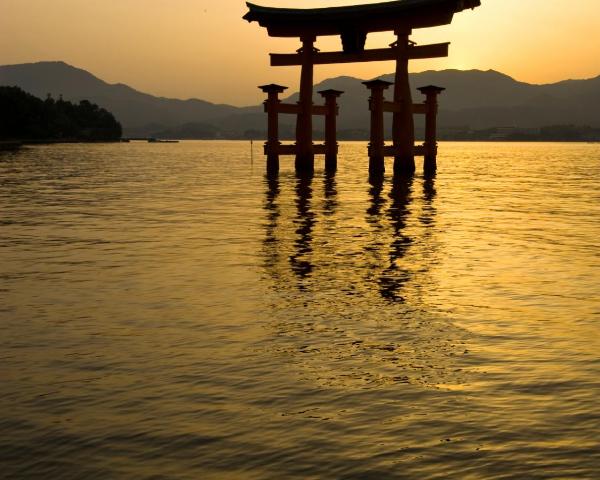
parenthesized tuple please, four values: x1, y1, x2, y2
(2, 139, 598, 149)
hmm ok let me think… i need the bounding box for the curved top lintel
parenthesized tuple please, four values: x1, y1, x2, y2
(243, 0, 481, 38)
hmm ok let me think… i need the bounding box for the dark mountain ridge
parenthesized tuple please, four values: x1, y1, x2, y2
(1, 61, 599, 138)
(0, 61, 241, 132)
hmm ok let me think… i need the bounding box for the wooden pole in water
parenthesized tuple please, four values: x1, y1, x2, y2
(364, 79, 392, 176)
(392, 31, 416, 175)
(295, 35, 316, 174)
(318, 89, 344, 173)
(259, 83, 288, 175)
(417, 85, 445, 175)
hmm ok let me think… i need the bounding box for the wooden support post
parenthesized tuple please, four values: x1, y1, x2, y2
(392, 32, 416, 176)
(417, 85, 445, 175)
(259, 83, 288, 175)
(363, 79, 392, 176)
(296, 35, 316, 174)
(318, 89, 343, 172)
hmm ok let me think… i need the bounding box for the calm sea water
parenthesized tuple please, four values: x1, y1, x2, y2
(1, 141, 599, 479)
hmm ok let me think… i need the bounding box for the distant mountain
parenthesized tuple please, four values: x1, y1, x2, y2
(396, 69, 600, 130)
(305, 70, 600, 132)
(0, 61, 243, 135)
(1, 61, 599, 138)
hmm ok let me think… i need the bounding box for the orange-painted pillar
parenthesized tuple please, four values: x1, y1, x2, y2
(363, 79, 392, 176)
(318, 89, 343, 172)
(295, 35, 316, 174)
(417, 85, 445, 175)
(259, 83, 288, 175)
(392, 31, 416, 175)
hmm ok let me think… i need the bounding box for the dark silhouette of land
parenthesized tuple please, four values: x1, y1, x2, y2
(0, 86, 121, 143)
(1, 61, 599, 141)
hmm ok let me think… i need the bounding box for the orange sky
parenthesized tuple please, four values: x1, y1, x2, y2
(1, 0, 599, 106)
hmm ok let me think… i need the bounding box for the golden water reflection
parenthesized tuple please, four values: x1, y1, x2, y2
(260, 170, 472, 392)
(263, 172, 439, 305)
(3, 142, 599, 479)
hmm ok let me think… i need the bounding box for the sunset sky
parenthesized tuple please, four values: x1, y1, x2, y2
(1, 0, 599, 105)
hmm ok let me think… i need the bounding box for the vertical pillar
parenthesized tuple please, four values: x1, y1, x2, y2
(259, 84, 288, 175)
(417, 85, 445, 175)
(295, 35, 316, 174)
(392, 31, 416, 175)
(318, 89, 344, 172)
(363, 80, 393, 176)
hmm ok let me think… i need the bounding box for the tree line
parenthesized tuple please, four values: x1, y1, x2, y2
(0, 86, 122, 141)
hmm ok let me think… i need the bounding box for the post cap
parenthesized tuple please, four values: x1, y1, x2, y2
(259, 84, 288, 93)
(417, 85, 445, 94)
(318, 89, 344, 97)
(362, 79, 393, 89)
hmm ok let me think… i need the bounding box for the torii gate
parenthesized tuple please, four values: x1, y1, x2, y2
(244, 0, 481, 175)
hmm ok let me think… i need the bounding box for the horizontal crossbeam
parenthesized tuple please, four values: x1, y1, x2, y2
(382, 145, 427, 157)
(370, 102, 428, 114)
(412, 104, 428, 115)
(265, 144, 328, 156)
(265, 103, 329, 116)
(271, 43, 449, 66)
(267, 144, 428, 156)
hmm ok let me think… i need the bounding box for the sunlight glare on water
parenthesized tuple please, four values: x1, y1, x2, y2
(1, 141, 599, 479)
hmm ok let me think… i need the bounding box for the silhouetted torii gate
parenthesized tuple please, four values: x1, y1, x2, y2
(244, 0, 481, 175)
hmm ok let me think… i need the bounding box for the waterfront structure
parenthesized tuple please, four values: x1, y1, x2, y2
(244, 0, 481, 175)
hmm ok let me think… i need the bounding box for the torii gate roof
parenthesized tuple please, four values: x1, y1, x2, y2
(243, 0, 481, 37)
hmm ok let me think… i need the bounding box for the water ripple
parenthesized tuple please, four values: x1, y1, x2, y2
(1, 141, 599, 478)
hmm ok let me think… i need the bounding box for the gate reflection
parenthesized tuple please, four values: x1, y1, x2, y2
(262, 172, 438, 302)
(289, 174, 315, 284)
